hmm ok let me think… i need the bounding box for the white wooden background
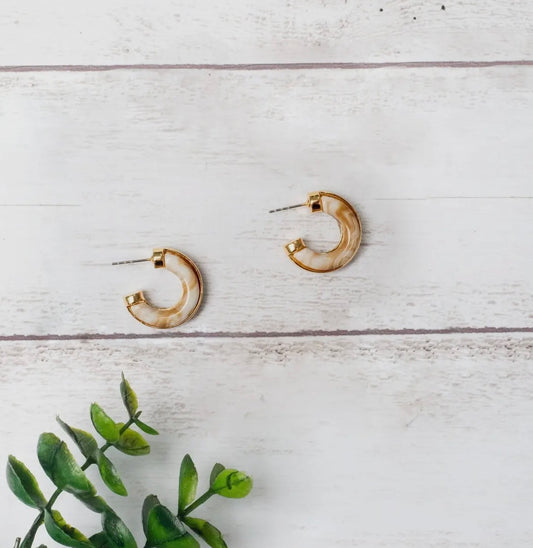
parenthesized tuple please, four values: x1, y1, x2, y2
(1, 2, 532, 546)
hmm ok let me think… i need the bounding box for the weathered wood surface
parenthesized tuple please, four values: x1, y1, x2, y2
(1, 1, 532, 546)
(1, 335, 532, 546)
(0, 68, 532, 336)
(1, 1, 532, 65)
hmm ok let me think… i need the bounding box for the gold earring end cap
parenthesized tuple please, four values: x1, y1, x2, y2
(151, 249, 166, 268)
(285, 238, 305, 255)
(125, 291, 146, 307)
(307, 192, 323, 212)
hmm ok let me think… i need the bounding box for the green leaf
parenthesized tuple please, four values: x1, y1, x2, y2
(102, 510, 137, 548)
(89, 533, 110, 548)
(184, 518, 227, 548)
(120, 373, 138, 418)
(211, 469, 253, 499)
(154, 536, 199, 548)
(178, 454, 198, 512)
(77, 494, 109, 514)
(57, 417, 98, 460)
(209, 464, 225, 488)
(96, 451, 128, 496)
(91, 403, 121, 443)
(6, 455, 47, 509)
(37, 433, 95, 496)
(133, 417, 159, 436)
(113, 424, 150, 456)
(145, 503, 187, 546)
(44, 509, 93, 548)
(142, 495, 161, 537)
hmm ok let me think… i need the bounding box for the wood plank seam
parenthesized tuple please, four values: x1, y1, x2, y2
(1, 60, 533, 73)
(1, 326, 533, 342)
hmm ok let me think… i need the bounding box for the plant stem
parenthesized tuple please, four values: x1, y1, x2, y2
(46, 487, 62, 509)
(20, 417, 135, 547)
(180, 489, 215, 518)
(20, 511, 43, 547)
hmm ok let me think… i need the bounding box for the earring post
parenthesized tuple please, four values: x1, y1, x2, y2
(268, 203, 307, 214)
(111, 258, 151, 266)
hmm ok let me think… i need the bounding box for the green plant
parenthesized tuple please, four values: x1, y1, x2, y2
(8, 375, 253, 548)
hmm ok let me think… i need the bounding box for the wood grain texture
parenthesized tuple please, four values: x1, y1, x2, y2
(0, 67, 532, 335)
(1, 1, 532, 546)
(0, 1, 532, 66)
(1, 335, 532, 546)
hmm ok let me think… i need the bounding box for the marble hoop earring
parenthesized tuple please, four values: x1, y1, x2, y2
(270, 191, 362, 273)
(113, 248, 203, 329)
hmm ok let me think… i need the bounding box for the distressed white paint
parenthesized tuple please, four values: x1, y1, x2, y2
(0, 68, 532, 335)
(1, 1, 532, 546)
(1, 336, 532, 546)
(0, 1, 532, 65)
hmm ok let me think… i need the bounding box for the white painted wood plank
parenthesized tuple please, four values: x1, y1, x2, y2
(0, 1, 532, 65)
(0, 67, 531, 334)
(1, 334, 532, 546)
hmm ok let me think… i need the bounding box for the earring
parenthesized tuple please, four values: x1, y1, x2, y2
(113, 248, 203, 328)
(270, 191, 362, 272)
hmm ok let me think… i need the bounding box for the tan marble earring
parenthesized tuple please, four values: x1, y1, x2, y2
(113, 248, 203, 328)
(270, 191, 362, 273)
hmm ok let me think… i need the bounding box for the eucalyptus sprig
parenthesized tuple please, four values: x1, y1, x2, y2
(140, 455, 253, 548)
(8, 375, 253, 548)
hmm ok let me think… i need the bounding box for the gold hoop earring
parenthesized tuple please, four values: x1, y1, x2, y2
(113, 248, 203, 329)
(270, 191, 362, 273)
